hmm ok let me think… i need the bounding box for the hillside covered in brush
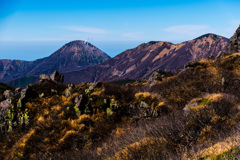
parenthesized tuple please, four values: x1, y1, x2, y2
(1, 51, 240, 159)
(1, 26, 240, 160)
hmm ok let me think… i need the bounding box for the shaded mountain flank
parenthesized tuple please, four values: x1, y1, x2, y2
(64, 34, 229, 83)
(225, 25, 240, 54)
(0, 40, 110, 83)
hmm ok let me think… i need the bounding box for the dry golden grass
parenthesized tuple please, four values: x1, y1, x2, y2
(195, 136, 240, 160)
(6, 129, 35, 160)
(185, 93, 231, 111)
(107, 137, 166, 160)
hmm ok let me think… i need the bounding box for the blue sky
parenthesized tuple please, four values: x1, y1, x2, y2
(0, 0, 240, 60)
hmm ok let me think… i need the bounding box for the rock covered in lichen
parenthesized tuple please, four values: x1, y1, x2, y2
(3, 90, 14, 99)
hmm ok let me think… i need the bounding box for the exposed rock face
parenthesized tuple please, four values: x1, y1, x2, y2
(0, 99, 11, 120)
(0, 40, 110, 83)
(65, 84, 74, 97)
(147, 70, 173, 86)
(50, 71, 64, 83)
(225, 25, 240, 54)
(148, 70, 173, 82)
(39, 74, 50, 82)
(74, 94, 83, 108)
(64, 34, 229, 83)
(15, 88, 21, 93)
(3, 90, 14, 99)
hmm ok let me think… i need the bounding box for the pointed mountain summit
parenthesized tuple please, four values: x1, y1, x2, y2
(27, 40, 110, 75)
(194, 33, 222, 40)
(50, 40, 110, 72)
(0, 40, 110, 83)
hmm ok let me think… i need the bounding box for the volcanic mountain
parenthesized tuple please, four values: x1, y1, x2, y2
(64, 34, 229, 83)
(0, 40, 110, 83)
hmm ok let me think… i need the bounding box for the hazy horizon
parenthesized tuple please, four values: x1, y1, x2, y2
(0, 0, 240, 60)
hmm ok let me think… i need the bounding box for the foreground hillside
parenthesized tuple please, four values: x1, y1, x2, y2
(1, 51, 240, 159)
(64, 34, 228, 83)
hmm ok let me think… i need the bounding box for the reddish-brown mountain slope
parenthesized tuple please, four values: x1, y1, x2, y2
(64, 34, 229, 83)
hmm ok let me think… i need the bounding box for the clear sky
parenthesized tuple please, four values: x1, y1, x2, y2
(0, 0, 240, 60)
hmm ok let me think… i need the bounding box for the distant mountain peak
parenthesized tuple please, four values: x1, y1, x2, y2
(45, 40, 110, 72)
(51, 40, 109, 57)
(0, 40, 110, 83)
(194, 33, 226, 41)
(55, 40, 93, 52)
(66, 40, 91, 46)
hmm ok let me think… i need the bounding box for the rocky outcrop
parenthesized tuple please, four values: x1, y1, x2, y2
(0, 99, 11, 115)
(65, 84, 74, 97)
(50, 71, 64, 83)
(3, 90, 14, 99)
(225, 25, 240, 54)
(147, 70, 174, 87)
(39, 74, 50, 82)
